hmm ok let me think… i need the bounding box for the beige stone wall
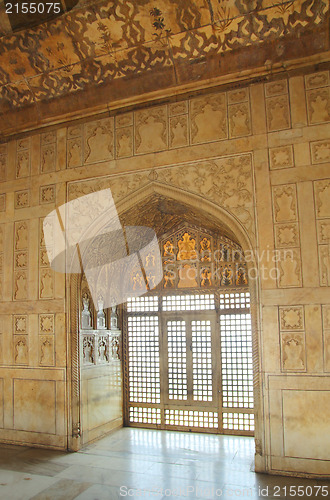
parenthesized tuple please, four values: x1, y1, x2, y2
(0, 68, 329, 474)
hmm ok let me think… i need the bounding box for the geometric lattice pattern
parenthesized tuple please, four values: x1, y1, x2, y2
(220, 313, 254, 410)
(129, 407, 161, 425)
(128, 316, 160, 404)
(192, 320, 213, 402)
(163, 294, 215, 311)
(127, 295, 159, 312)
(223, 412, 255, 432)
(165, 409, 219, 428)
(167, 320, 188, 400)
(126, 287, 254, 435)
(219, 291, 250, 310)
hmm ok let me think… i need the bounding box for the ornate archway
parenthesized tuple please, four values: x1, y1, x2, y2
(67, 180, 263, 467)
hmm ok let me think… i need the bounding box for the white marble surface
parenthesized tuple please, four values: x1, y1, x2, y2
(0, 428, 329, 500)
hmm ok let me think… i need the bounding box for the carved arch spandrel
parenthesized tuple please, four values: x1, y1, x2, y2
(67, 174, 262, 462)
(67, 154, 256, 245)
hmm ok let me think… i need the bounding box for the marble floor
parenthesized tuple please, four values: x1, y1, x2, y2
(0, 428, 329, 500)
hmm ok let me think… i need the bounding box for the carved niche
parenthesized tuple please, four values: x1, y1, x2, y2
(277, 249, 302, 288)
(41, 144, 56, 173)
(16, 138, 30, 178)
(190, 93, 228, 144)
(39, 336, 54, 366)
(307, 88, 330, 124)
(67, 138, 83, 168)
(272, 184, 298, 223)
(14, 336, 28, 365)
(266, 95, 290, 131)
(281, 333, 306, 371)
(228, 103, 251, 138)
(323, 305, 330, 372)
(84, 117, 114, 164)
(314, 179, 330, 218)
(135, 106, 168, 154)
(116, 127, 133, 158)
(169, 115, 189, 148)
(0, 150, 7, 181)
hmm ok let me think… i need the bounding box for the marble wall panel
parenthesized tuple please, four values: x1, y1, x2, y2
(13, 379, 56, 434)
(283, 390, 330, 460)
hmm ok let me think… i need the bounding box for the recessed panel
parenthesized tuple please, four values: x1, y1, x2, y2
(14, 379, 56, 434)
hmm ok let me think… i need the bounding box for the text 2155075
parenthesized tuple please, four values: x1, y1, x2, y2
(5, 3, 61, 14)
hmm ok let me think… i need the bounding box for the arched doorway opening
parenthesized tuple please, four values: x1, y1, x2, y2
(123, 219, 253, 436)
(68, 187, 262, 458)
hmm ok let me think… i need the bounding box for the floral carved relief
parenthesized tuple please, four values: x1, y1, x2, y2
(68, 153, 255, 240)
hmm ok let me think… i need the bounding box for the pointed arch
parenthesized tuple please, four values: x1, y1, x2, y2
(67, 180, 263, 465)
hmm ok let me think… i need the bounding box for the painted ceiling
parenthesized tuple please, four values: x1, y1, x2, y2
(0, 0, 329, 137)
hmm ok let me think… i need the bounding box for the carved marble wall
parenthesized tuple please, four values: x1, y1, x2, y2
(0, 68, 329, 475)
